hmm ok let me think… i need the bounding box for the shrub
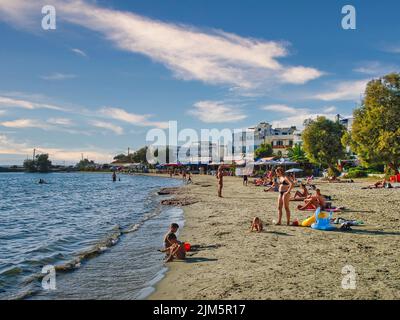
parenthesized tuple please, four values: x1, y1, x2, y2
(345, 169, 368, 178)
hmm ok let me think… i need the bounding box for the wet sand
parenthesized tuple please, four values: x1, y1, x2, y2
(149, 175, 400, 300)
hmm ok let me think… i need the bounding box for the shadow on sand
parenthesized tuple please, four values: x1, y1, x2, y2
(185, 257, 218, 263)
(344, 229, 400, 236)
(266, 230, 293, 236)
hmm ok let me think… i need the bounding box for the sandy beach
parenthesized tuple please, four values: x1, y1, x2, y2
(149, 175, 400, 300)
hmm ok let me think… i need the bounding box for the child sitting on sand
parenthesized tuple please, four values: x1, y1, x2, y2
(164, 223, 179, 249)
(250, 217, 263, 233)
(160, 233, 186, 262)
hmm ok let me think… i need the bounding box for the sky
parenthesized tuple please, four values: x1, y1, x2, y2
(0, 0, 399, 165)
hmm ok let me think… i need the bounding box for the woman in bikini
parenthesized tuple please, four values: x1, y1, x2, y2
(275, 167, 294, 225)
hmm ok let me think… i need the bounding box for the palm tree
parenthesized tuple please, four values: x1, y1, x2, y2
(287, 144, 308, 162)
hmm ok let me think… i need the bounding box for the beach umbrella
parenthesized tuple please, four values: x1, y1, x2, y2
(285, 168, 303, 173)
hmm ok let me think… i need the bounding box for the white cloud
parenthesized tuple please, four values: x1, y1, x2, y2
(188, 101, 247, 123)
(314, 79, 368, 101)
(71, 48, 87, 57)
(0, 134, 113, 163)
(382, 44, 400, 54)
(47, 118, 73, 126)
(323, 106, 337, 113)
(260, 104, 339, 128)
(280, 66, 324, 85)
(90, 120, 123, 135)
(260, 104, 299, 114)
(0, 95, 66, 111)
(271, 112, 339, 129)
(0, 0, 323, 91)
(0, 119, 48, 129)
(40, 73, 77, 81)
(0, 134, 30, 154)
(353, 61, 399, 76)
(100, 107, 168, 129)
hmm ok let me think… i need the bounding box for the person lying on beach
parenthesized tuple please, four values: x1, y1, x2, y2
(291, 184, 309, 201)
(164, 223, 179, 249)
(297, 189, 326, 210)
(364, 179, 386, 189)
(250, 217, 263, 233)
(159, 233, 186, 262)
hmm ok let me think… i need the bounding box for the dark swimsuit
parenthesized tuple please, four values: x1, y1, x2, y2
(279, 179, 289, 196)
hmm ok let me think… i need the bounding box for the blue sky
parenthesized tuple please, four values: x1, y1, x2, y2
(0, 0, 399, 164)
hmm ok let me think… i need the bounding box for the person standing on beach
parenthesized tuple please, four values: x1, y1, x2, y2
(187, 172, 193, 184)
(217, 165, 224, 197)
(243, 174, 248, 186)
(275, 167, 293, 225)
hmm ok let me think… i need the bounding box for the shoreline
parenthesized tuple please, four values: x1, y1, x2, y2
(149, 175, 400, 300)
(2, 172, 183, 300)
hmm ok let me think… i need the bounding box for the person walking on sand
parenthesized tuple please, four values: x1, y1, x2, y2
(217, 165, 224, 197)
(275, 166, 293, 225)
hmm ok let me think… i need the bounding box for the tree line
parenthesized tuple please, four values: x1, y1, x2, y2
(287, 72, 399, 176)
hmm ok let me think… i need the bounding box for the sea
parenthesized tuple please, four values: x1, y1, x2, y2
(0, 172, 183, 300)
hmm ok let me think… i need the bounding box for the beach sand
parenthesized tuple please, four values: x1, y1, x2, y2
(149, 175, 400, 300)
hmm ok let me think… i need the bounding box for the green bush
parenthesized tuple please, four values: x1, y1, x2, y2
(345, 169, 368, 178)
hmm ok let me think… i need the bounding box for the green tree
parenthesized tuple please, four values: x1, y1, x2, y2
(23, 154, 52, 172)
(345, 73, 400, 174)
(36, 154, 52, 172)
(113, 154, 127, 162)
(287, 144, 308, 162)
(76, 158, 95, 171)
(23, 159, 36, 172)
(153, 146, 171, 164)
(132, 146, 148, 164)
(302, 116, 346, 172)
(254, 142, 273, 159)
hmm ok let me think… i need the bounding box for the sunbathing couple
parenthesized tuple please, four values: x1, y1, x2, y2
(296, 189, 327, 210)
(159, 223, 186, 262)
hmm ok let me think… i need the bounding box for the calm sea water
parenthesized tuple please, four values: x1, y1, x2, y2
(0, 172, 182, 299)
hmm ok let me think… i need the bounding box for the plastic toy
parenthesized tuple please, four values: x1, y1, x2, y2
(311, 208, 336, 231)
(183, 243, 191, 252)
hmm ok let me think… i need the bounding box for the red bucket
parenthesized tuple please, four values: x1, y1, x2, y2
(183, 243, 191, 252)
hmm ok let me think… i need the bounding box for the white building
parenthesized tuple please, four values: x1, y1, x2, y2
(177, 141, 227, 164)
(233, 122, 301, 158)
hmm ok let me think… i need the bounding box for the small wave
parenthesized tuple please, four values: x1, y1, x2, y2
(9, 184, 182, 300)
(0, 266, 23, 277)
(9, 288, 39, 301)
